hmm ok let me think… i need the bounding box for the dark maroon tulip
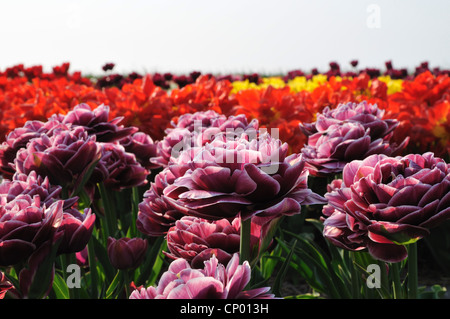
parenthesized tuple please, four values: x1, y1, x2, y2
(18, 230, 64, 299)
(165, 216, 265, 268)
(151, 110, 258, 167)
(56, 208, 96, 254)
(0, 171, 67, 207)
(300, 101, 408, 176)
(62, 103, 137, 142)
(14, 126, 102, 190)
(120, 132, 159, 170)
(107, 237, 148, 270)
(102, 63, 115, 72)
(151, 128, 192, 168)
(95, 142, 149, 190)
(0, 195, 64, 266)
(0, 170, 95, 258)
(163, 131, 325, 222)
(0, 119, 69, 179)
(165, 216, 241, 268)
(129, 253, 275, 299)
(136, 166, 188, 236)
(322, 152, 450, 262)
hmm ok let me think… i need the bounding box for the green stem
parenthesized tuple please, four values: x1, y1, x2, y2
(129, 187, 140, 237)
(377, 260, 389, 298)
(239, 217, 252, 265)
(98, 183, 117, 237)
(407, 242, 418, 299)
(391, 262, 403, 299)
(350, 252, 360, 298)
(122, 270, 131, 298)
(87, 240, 98, 299)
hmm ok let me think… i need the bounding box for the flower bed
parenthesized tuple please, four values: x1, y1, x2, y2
(0, 61, 449, 300)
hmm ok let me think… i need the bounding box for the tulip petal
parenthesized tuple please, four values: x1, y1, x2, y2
(367, 241, 408, 263)
(0, 239, 36, 266)
(167, 277, 225, 299)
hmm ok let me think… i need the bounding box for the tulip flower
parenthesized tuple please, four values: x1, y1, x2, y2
(322, 152, 450, 262)
(120, 132, 159, 170)
(0, 170, 94, 256)
(136, 166, 188, 236)
(56, 207, 96, 254)
(61, 103, 138, 143)
(14, 126, 102, 191)
(0, 195, 64, 266)
(95, 142, 149, 190)
(107, 237, 148, 270)
(129, 253, 275, 299)
(151, 110, 258, 167)
(163, 131, 325, 223)
(0, 119, 69, 180)
(300, 101, 408, 176)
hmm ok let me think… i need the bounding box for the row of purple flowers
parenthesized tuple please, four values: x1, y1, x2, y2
(0, 99, 449, 298)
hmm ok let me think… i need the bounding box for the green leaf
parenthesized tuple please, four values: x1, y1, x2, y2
(105, 270, 123, 299)
(91, 235, 115, 282)
(136, 236, 166, 286)
(259, 244, 283, 279)
(272, 240, 297, 297)
(52, 273, 70, 299)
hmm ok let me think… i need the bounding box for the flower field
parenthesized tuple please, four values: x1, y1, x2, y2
(0, 61, 449, 300)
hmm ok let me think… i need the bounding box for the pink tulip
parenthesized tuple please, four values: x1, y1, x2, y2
(322, 152, 450, 262)
(129, 253, 275, 299)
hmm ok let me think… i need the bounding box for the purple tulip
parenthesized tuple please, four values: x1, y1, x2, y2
(120, 132, 159, 170)
(0, 195, 64, 266)
(57, 207, 96, 254)
(300, 101, 408, 176)
(165, 216, 267, 268)
(0, 171, 66, 207)
(151, 128, 192, 168)
(0, 171, 95, 256)
(151, 111, 259, 167)
(165, 216, 238, 268)
(107, 237, 148, 270)
(62, 103, 137, 142)
(14, 126, 102, 190)
(136, 166, 188, 236)
(163, 132, 325, 223)
(129, 253, 275, 299)
(322, 152, 450, 262)
(0, 119, 68, 179)
(95, 142, 149, 190)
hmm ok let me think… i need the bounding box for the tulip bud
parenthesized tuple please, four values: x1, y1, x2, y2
(107, 237, 148, 270)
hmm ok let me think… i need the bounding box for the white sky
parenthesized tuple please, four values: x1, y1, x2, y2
(0, 0, 449, 75)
